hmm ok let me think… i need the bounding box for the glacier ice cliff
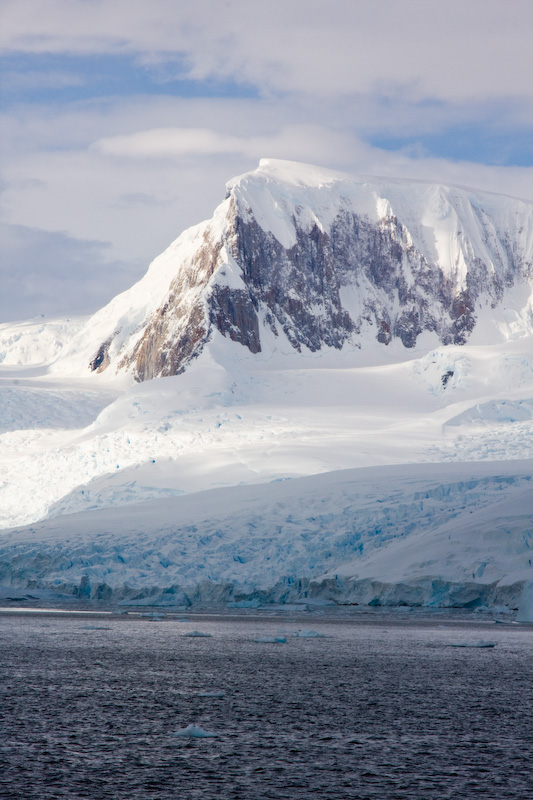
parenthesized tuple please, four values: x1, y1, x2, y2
(1, 461, 532, 611)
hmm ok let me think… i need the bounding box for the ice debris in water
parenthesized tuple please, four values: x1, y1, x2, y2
(81, 625, 111, 630)
(448, 641, 496, 648)
(183, 630, 212, 637)
(173, 724, 218, 738)
(293, 630, 326, 638)
(253, 636, 286, 643)
(197, 691, 225, 698)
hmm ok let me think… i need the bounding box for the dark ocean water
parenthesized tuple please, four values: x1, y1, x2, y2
(1, 611, 532, 799)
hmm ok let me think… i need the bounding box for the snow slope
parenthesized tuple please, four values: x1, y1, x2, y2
(1, 160, 533, 609)
(1, 332, 533, 530)
(1, 331, 533, 609)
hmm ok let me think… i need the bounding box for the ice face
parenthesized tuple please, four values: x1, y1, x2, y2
(517, 581, 533, 622)
(1, 457, 532, 611)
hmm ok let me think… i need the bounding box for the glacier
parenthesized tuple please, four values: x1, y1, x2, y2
(1, 159, 533, 612)
(1, 458, 532, 610)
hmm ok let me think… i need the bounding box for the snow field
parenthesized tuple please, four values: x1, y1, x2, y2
(1, 333, 533, 533)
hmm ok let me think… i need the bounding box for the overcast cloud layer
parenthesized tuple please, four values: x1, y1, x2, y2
(1, 0, 532, 322)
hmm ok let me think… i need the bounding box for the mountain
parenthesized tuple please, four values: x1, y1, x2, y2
(1, 159, 533, 612)
(53, 158, 533, 382)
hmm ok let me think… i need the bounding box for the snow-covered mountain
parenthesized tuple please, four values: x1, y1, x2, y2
(49, 158, 533, 381)
(1, 159, 533, 612)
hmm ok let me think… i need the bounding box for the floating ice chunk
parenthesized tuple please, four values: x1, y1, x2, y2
(183, 630, 212, 637)
(253, 636, 286, 643)
(197, 691, 225, 698)
(172, 724, 218, 738)
(448, 641, 496, 648)
(81, 625, 111, 630)
(293, 630, 326, 638)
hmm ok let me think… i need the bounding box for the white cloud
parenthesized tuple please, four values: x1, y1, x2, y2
(92, 123, 357, 165)
(93, 127, 249, 158)
(1, 0, 532, 106)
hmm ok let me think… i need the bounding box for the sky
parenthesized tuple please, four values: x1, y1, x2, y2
(1, 0, 532, 323)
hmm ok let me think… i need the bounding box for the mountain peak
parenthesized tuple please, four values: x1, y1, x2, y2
(51, 160, 533, 382)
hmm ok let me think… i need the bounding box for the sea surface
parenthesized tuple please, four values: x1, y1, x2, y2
(1, 610, 532, 799)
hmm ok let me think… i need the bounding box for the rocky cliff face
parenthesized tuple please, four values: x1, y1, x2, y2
(85, 160, 533, 381)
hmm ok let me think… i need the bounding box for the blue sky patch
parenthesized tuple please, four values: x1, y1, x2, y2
(0, 52, 259, 108)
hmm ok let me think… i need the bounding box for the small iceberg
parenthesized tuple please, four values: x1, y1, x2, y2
(253, 636, 286, 643)
(183, 630, 212, 638)
(172, 724, 218, 738)
(448, 641, 496, 648)
(197, 691, 225, 698)
(81, 625, 111, 630)
(293, 630, 326, 638)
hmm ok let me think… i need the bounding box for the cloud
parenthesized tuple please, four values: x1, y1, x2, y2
(1, 0, 532, 106)
(93, 127, 248, 158)
(0, 222, 145, 322)
(92, 124, 356, 165)
(114, 191, 168, 209)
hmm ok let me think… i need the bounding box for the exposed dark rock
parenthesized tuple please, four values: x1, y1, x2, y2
(88, 181, 533, 381)
(116, 232, 222, 380)
(441, 370, 454, 388)
(209, 285, 261, 353)
(90, 335, 115, 372)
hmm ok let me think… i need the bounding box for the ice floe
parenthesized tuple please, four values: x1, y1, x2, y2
(253, 636, 287, 643)
(172, 724, 218, 738)
(448, 641, 496, 648)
